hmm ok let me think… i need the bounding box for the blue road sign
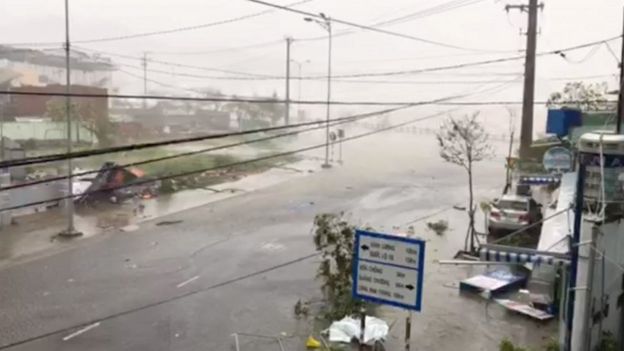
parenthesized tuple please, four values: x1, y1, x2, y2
(352, 230, 425, 311)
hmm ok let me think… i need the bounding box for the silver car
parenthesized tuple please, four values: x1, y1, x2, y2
(488, 195, 542, 236)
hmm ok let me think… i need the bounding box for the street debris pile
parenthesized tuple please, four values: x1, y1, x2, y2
(75, 162, 159, 205)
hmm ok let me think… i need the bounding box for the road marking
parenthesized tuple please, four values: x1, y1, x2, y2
(62, 322, 101, 341)
(176, 275, 199, 288)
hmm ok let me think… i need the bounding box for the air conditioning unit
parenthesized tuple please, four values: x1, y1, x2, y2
(578, 132, 624, 204)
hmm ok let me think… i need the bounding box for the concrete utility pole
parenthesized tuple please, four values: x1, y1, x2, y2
(506, 0, 543, 159)
(616, 7, 624, 134)
(285, 37, 293, 126)
(60, 0, 80, 237)
(142, 52, 148, 109)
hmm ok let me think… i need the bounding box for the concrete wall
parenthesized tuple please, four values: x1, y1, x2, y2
(2, 121, 96, 144)
(589, 220, 624, 349)
(573, 219, 624, 350)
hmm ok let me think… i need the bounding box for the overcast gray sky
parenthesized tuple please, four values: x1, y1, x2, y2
(1, 0, 622, 133)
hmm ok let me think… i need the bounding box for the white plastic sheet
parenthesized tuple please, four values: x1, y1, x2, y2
(326, 315, 388, 345)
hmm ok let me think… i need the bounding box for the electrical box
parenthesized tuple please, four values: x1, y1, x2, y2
(546, 109, 582, 138)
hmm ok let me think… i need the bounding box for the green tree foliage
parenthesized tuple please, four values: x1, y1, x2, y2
(436, 112, 492, 252)
(312, 213, 366, 320)
(546, 81, 609, 111)
(46, 99, 114, 146)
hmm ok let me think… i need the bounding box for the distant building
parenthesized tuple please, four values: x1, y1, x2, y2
(8, 84, 109, 119)
(0, 46, 115, 88)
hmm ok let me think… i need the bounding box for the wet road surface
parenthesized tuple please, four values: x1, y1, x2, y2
(0, 131, 556, 350)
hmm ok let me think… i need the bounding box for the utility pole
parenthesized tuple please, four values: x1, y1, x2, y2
(285, 37, 293, 126)
(60, 0, 80, 237)
(506, 0, 543, 159)
(304, 14, 333, 168)
(142, 52, 148, 109)
(616, 7, 624, 134)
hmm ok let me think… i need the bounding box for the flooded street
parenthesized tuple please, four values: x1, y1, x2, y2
(0, 126, 556, 350)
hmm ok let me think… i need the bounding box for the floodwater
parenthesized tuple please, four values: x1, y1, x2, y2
(0, 124, 557, 350)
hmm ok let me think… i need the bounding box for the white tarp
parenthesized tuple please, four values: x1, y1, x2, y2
(326, 315, 389, 345)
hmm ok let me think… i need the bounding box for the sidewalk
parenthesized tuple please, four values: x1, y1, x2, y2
(0, 158, 320, 268)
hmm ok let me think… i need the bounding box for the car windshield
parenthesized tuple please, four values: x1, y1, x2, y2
(2, 2, 621, 351)
(496, 200, 528, 211)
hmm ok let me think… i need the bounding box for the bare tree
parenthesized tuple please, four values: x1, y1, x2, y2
(436, 112, 492, 252)
(546, 81, 609, 111)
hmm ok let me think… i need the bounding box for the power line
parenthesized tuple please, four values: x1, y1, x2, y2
(0, 108, 455, 214)
(0, 104, 417, 191)
(2, 0, 313, 47)
(74, 47, 278, 78)
(328, 38, 620, 79)
(151, 39, 285, 56)
(245, 0, 511, 52)
(1, 88, 616, 108)
(0, 252, 320, 350)
(0, 80, 519, 202)
(296, 0, 492, 44)
(0, 88, 470, 169)
(109, 35, 622, 81)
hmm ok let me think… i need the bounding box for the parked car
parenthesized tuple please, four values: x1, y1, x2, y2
(488, 194, 543, 237)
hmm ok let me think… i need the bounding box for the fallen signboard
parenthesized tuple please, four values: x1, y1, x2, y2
(352, 230, 425, 311)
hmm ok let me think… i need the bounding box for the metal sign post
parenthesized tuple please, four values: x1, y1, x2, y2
(352, 230, 426, 350)
(359, 308, 366, 351)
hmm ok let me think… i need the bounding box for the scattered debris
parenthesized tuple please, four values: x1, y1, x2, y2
(120, 224, 139, 232)
(156, 220, 183, 226)
(75, 162, 159, 205)
(426, 220, 449, 236)
(97, 213, 131, 229)
(305, 336, 321, 349)
(326, 315, 388, 345)
(176, 275, 199, 288)
(495, 299, 554, 321)
(62, 322, 101, 341)
(459, 269, 527, 299)
(294, 299, 310, 318)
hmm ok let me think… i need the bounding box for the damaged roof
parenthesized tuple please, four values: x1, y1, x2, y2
(0, 46, 115, 71)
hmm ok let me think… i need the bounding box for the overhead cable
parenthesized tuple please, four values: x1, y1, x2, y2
(0, 89, 468, 169)
(245, 0, 510, 52)
(298, 0, 490, 44)
(74, 47, 278, 78)
(1, 0, 313, 46)
(0, 103, 418, 191)
(90, 35, 621, 81)
(0, 109, 456, 214)
(0, 252, 320, 350)
(0, 89, 615, 108)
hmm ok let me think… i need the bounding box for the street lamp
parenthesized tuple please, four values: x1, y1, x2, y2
(304, 13, 332, 169)
(290, 59, 310, 117)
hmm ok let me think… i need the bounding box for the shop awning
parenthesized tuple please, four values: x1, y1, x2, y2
(518, 175, 561, 185)
(479, 244, 570, 267)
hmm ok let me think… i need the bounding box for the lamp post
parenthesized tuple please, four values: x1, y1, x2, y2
(290, 59, 310, 120)
(304, 13, 332, 169)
